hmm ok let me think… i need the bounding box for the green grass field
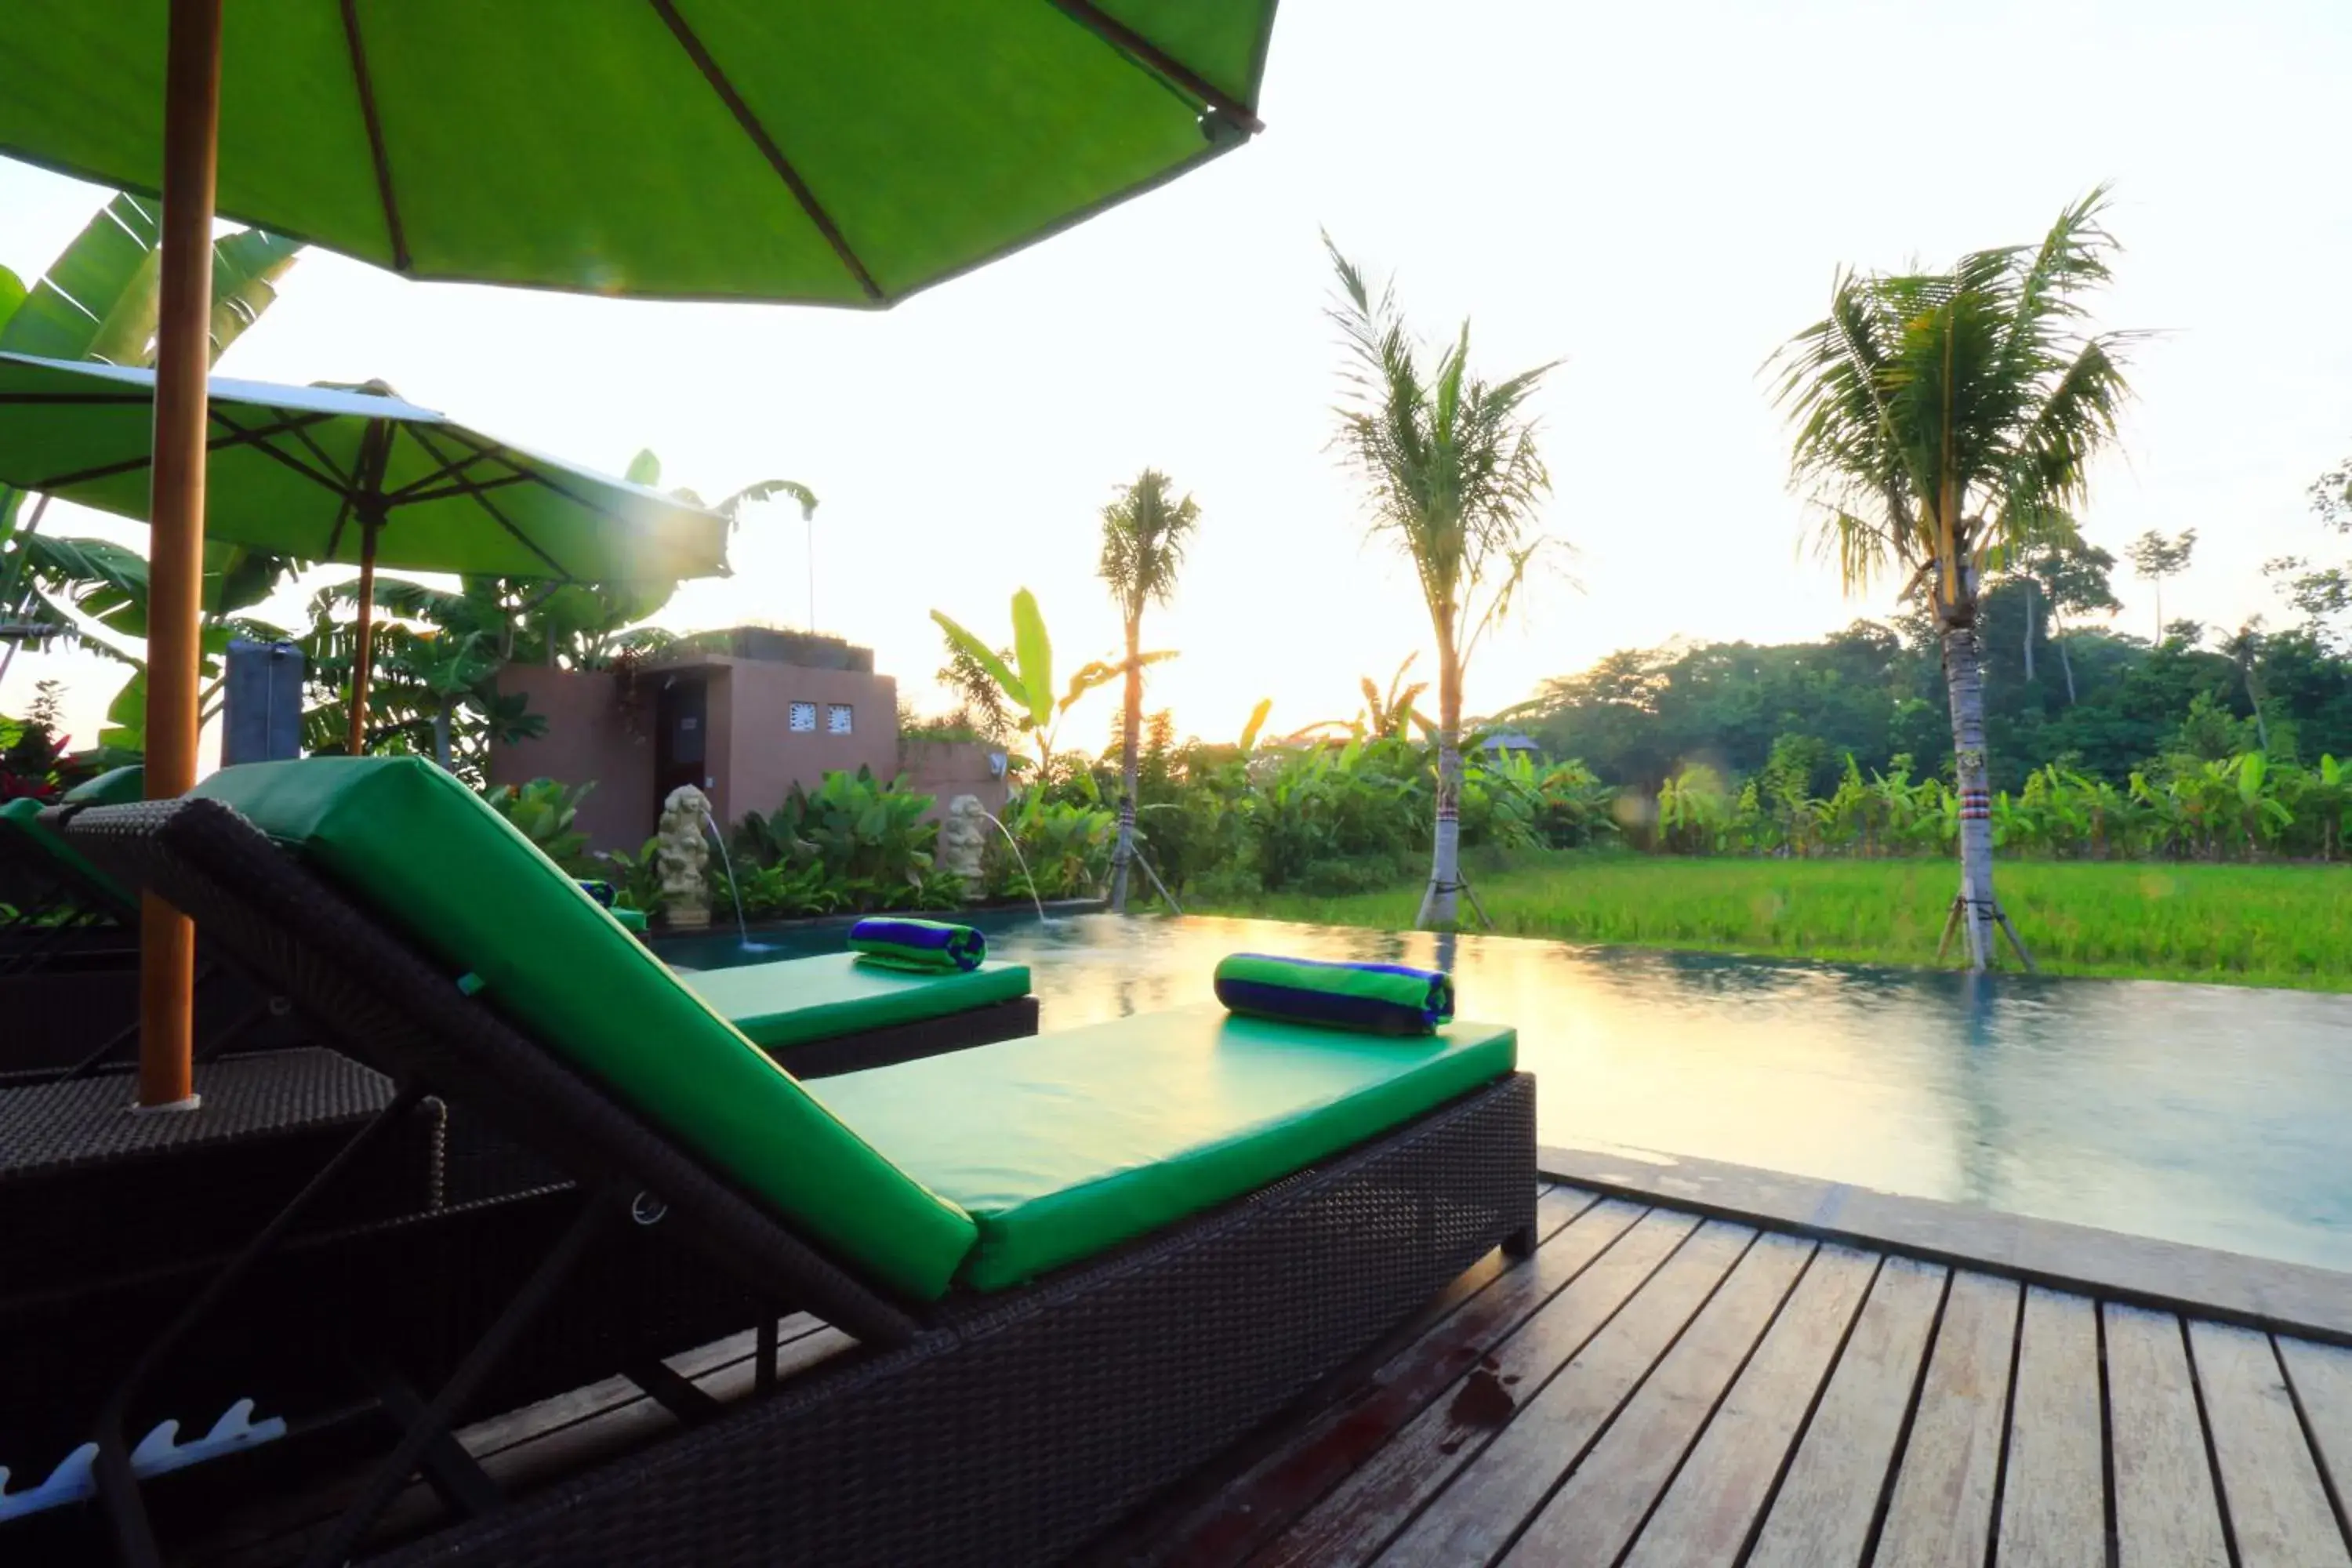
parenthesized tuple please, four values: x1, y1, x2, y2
(1190, 855, 2352, 990)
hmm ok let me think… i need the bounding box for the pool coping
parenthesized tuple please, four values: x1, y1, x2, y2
(1538, 1144, 2352, 1347)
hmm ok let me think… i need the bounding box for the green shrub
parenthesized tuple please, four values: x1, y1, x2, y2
(485, 778, 597, 874)
(737, 766, 945, 910)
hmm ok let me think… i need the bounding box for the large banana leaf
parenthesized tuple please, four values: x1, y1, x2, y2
(1010, 588, 1054, 732)
(19, 534, 296, 635)
(0, 265, 24, 336)
(931, 609, 1029, 723)
(0, 192, 301, 365)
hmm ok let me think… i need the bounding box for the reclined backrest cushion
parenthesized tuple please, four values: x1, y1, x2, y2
(191, 757, 977, 1301)
(63, 764, 146, 806)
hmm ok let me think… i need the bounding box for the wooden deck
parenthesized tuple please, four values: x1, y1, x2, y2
(1091, 1181, 2352, 1567)
(115, 1180, 2352, 1566)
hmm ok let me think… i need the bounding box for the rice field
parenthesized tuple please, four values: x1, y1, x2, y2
(1190, 855, 2352, 991)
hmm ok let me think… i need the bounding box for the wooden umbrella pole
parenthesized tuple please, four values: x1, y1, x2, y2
(136, 0, 225, 1111)
(347, 512, 381, 755)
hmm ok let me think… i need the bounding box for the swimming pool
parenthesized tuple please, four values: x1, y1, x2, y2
(657, 913, 2352, 1275)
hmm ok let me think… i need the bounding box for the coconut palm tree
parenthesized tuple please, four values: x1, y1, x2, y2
(1325, 235, 1559, 927)
(1769, 187, 2143, 968)
(1097, 469, 1200, 912)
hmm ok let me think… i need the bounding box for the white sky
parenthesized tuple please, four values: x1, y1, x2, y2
(5, 0, 2350, 762)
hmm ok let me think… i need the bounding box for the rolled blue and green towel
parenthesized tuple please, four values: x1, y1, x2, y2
(1213, 953, 1454, 1036)
(848, 916, 986, 973)
(576, 879, 648, 935)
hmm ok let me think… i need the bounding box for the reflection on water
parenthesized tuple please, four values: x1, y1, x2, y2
(655, 913, 2352, 1274)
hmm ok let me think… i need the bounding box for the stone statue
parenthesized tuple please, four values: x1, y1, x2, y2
(938, 794, 989, 899)
(656, 784, 715, 929)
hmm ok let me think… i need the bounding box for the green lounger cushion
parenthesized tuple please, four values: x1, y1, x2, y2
(821, 1005, 1517, 1292)
(681, 953, 1032, 1052)
(62, 764, 145, 806)
(3, 795, 131, 908)
(192, 757, 979, 1301)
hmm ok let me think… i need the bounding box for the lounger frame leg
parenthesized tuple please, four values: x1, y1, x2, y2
(300, 1192, 613, 1568)
(95, 1079, 430, 1568)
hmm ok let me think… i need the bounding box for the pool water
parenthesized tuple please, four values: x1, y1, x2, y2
(656, 913, 2352, 1275)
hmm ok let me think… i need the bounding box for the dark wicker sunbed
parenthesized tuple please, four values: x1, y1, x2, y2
(1, 795, 303, 1079)
(48, 771, 1534, 1568)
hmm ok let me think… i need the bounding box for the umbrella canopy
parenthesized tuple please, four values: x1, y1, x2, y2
(0, 0, 1283, 1109)
(0, 2, 1279, 306)
(0, 349, 731, 755)
(0, 352, 729, 583)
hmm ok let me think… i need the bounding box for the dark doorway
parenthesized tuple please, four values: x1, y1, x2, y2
(652, 674, 709, 831)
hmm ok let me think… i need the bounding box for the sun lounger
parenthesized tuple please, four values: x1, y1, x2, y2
(49, 756, 1535, 1566)
(674, 951, 1036, 1076)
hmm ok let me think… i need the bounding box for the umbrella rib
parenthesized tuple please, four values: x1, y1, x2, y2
(273, 414, 361, 492)
(204, 406, 358, 495)
(430, 425, 660, 535)
(339, 0, 412, 271)
(24, 408, 341, 491)
(0, 392, 155, 405)
(394, 473, 537, 507)
(1040, 0, 1265, 134)
(643, 0, 886, 303)
(405, 426, 575, 579)
(383, 443, 500, 503)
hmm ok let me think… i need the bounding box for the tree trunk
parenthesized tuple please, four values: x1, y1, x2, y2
(2022, 580, 2036, 683)
(1941, 619, 1998, 971)
(1108, 614, 1142, 913)
(433, 704, 453, 771)
(1417, 627, 1464, 929)
(2057, 633, 2077, 704)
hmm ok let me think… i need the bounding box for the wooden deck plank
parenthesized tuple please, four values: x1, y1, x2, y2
(1500, 1232, 1816, 1565)
(1746, 1255, 1947, 1568)
(2189, 1320, 2351, 1568)
(1874, 1270, 2020, 1568)
(1363, 1220, 1757, 1566)
(2278, 1336, 2352, 1543)
(1250, 1206, 1704, 1567)
(2104, 1304, 2230, 1568)
(1994, 1287, 2105, 1568)
(1616, 1245, 1879, 1568)
(1132, 1189, 1627, 1566)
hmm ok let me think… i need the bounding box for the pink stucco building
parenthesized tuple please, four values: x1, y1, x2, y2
(488, 630, 1009, 852)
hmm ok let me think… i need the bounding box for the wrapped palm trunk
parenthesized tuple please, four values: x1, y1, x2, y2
(1109, 626, 1144, 913)
(1941, 621, 1999, 969)
(1417, 736, 1464, 928)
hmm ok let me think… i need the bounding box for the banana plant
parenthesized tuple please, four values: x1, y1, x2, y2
(932, 589, 1171, 774)
(1, 194, 306, 712)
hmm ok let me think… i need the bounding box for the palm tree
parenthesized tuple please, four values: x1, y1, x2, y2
(1769, 187, 2142, 969)
(1096, 469, 1200, 912)
(1325, 235, 1559, 927)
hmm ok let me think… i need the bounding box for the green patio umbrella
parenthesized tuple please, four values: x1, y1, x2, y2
(1, 3, 1276, 306)
(1, 0, 1279, 1108)
(0, 350, 731, 750)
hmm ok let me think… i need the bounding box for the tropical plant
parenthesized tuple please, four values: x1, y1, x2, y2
(931, 590, 1167, 774)
(1356, 653, 1428, 740)
(738, 766, 944, 909)
(484, 778, 597, 874)
(1097, 468, 1200, 912)
(1655, 764, 1731, 854)
(990, 789, 1116, 902)
(593, 837, 669, 916)
(1769, 186, 2143, 968)
(1324, 234, 1561, 927)
(0, 194, 304, 710)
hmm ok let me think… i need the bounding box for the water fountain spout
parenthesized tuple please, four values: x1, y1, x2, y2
(699, 804, 752, 949)
(974, 808, 1051, 925)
